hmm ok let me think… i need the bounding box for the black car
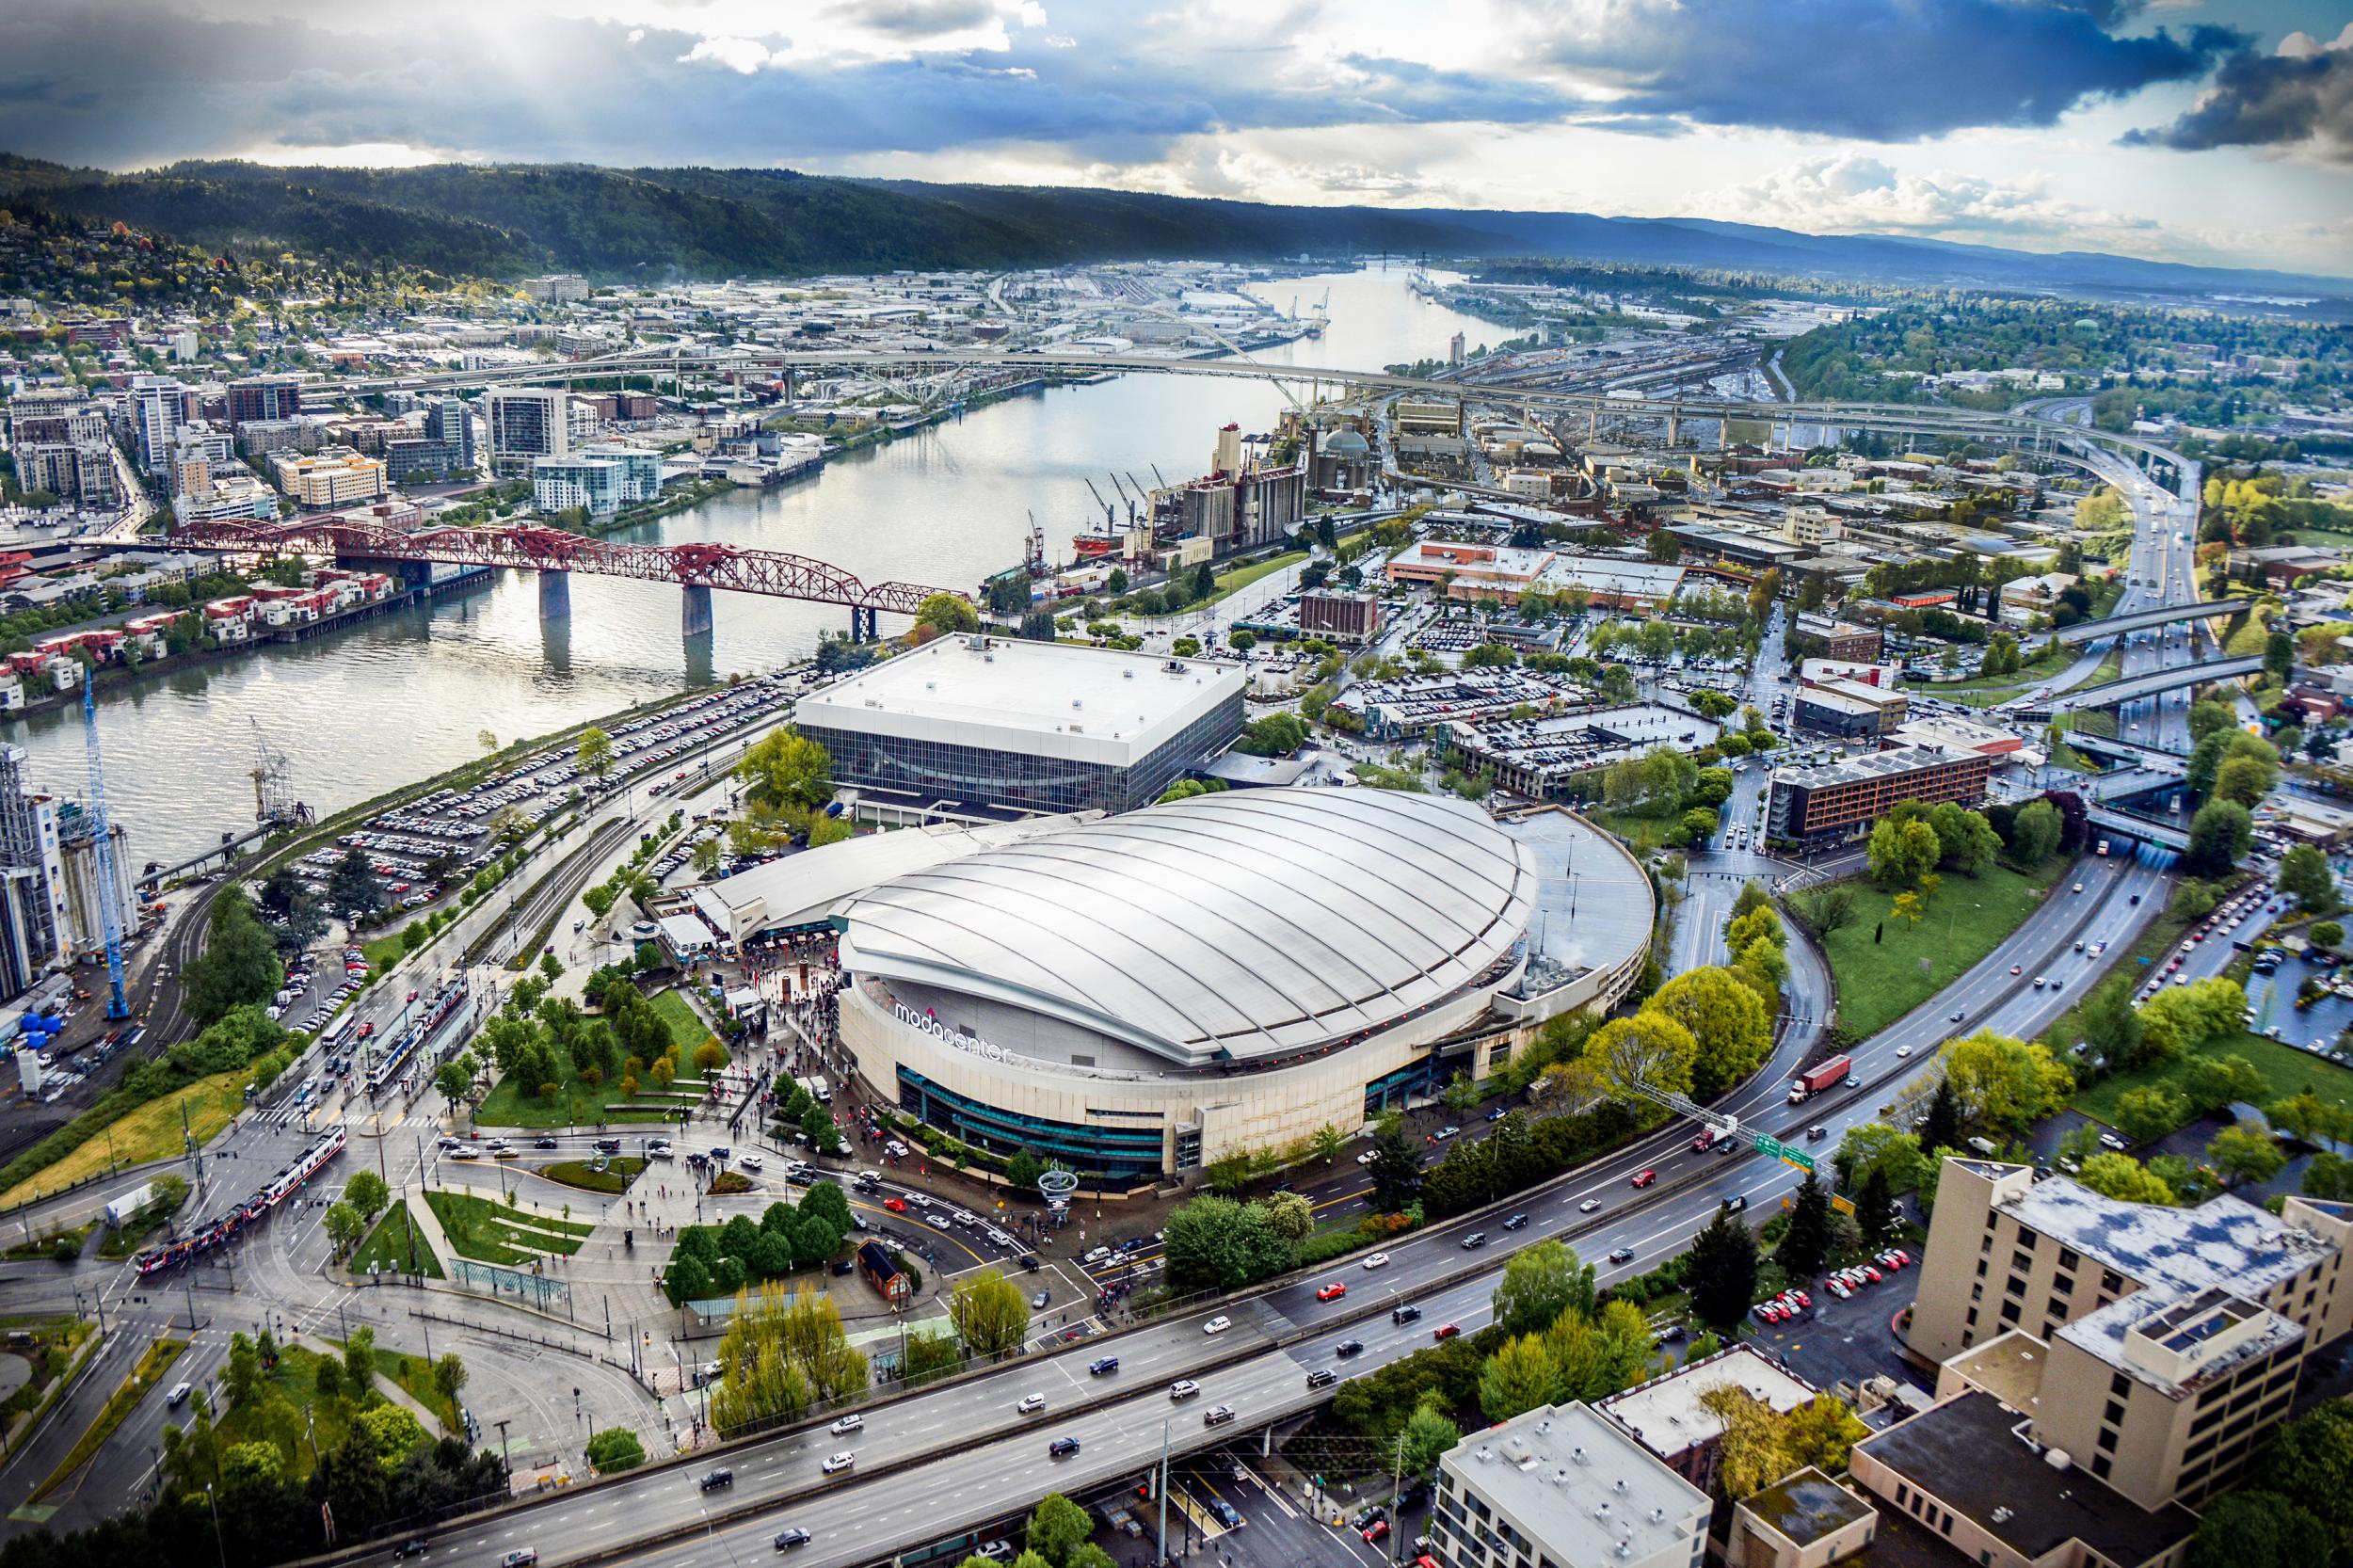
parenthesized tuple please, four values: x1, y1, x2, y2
(594, 1138, 623, 1154)
(1335, 1338, 1366, 1358)
(1461, 1232, 1487, 1249)
(1353, 1505, 1387, 1530)
(699, 1468, 733, 1492)
(773, 1529, 810, 1551)
(1501, 1213, 1529, 1231)
(1305, 1368, 1337, 1389)
(1391, 1304, 1422, 1324)
(1019, 1255, 1042, 1272)
(393, 1541, 430, 1560)
(1049, 1437, 1082, 1459)
(533, 1136, 558, 1149)
(1089, 1356, 1119, 1375)
(1608, 1246, 1635, 1265)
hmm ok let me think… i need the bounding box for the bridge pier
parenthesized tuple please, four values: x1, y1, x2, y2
(850, 605, 879, 643)
(539, 570, 570, 620)
(1666, 412, 1681, 447)
(681, 584, 713, 638)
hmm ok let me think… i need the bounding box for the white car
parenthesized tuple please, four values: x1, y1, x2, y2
(1203, 1316, 1232, 1335)
(1578, 1198, 1601, 1213)
(739, 1154, 763, 1172)
(1356, 1151, 1377, 1165)
(1363, 1252, 1391, 1270)
(1016, 1393, 1047, 1416)
(1896, 1045, 1913, 1058)
(829, 1414, 863, 1434)
(822, 1452, 856, 1475)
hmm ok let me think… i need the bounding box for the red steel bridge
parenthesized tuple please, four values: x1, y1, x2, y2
(171, 516, 967, 639)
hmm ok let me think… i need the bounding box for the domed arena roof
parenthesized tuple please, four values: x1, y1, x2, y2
(1323, 429, 1371, 455)
(838, 787, 1537, 1067)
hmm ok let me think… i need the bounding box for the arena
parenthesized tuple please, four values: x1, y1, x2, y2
(833, 786, 1651, 1182)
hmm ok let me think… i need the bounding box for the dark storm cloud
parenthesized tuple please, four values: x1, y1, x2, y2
(1531, 0, 2245, 142)
(2124, 30, 2353, 162)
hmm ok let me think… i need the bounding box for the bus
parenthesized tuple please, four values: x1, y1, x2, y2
(317, 1012, 357, 1053)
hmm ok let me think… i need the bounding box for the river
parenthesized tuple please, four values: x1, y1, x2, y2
(8, 265, 1501, 866)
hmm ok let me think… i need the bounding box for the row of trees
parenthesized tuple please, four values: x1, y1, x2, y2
(662, 1186, 856, 1306)
(704, 1281, 870, 1435)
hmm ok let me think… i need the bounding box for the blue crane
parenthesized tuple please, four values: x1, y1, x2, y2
(80, 680, 128, 1019)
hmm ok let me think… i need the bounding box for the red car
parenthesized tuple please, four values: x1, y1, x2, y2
(1363, 1522, 1390, 1544)
(1433, 1323, 1461, 1341)
(883, 1197, 907, 1214)
(1631, 1169, 1657, 1188)
(1316, 1283, 1348, 1303)
(1863, 1265, 1884, 1284)
(1788, 1289, 1812, 1309)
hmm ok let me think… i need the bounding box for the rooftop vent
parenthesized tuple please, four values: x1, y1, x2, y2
(1650, 1510, 1665, 1524)
(1613, 1480, 1628, 1495)
(1593, 1503, 1612, 1521)
(1572, 1447, 1589, 1465)
(1992, 1507, 2014, 1525)
(1474, 1447, 1494, 1464)
(1123, 668, 1134, 679)
(1072, 698, 1083, 710)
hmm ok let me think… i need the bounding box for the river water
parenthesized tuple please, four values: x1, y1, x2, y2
(9, 266, 1500, 866)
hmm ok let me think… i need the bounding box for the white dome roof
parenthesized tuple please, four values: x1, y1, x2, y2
(839, 787, 1536, 1066)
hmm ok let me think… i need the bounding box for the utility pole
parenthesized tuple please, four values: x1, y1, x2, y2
(1156, 1416, 1171, 1566)
(1388, 1429, 1408, 1566)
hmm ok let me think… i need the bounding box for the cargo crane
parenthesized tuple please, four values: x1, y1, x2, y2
(79, 681, 128, 1020)
(1106, 472, 1143, 528)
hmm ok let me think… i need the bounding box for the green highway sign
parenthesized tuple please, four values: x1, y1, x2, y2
(1753, 1134, 1783, 1160)
(1780, 1151, 1817, 1175)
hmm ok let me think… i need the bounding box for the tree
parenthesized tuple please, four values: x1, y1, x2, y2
(1685, 1206, 1760, 1335)
(2186, 799, 2254, 875)
(1367, 1114, 1423, 1213)
(737, 728, 834, 814)
(1919, 1077, 1964, 1154)
(1311, 1124, 1346, 1166)
(1645, 968, 1770, 1097)
(2112, 1087, 2191, 1144)
(1866, 816, 1941, 889)
(2266, 629, 2297, 683)
(345, 1170, 390, 1224)
(2254, 1399, 2353, 1561)
(324, 1201, 365, 1254)
(328, 847, 382, 916)
(2216, 753, 2275, 808)
(2209, 1122, 2288, 1186)
(917, 593, 981, 635)
(436, 1059, 473, 1113)
(1262, 1191, 1314, 1241)
(1027, 1494, 1094, 1568)
(184, 890, 283, 1027)
(1480, 1334, 1561, 1423)
(1778, 1174, 1835, 1278)
(1491, 1239, 1595, 1338)
(584, 1428, 647, 1473)
(576, 725, 615, 788)
(2187, 1490, 2331, 1568)
(1784, 1394, 1869, 1475)
(1004, 1149, 1045, 1195)
(2008, 798, 2063, 868)
(432, 1353, 469, 1412)
(1584, 1011, 1699, 1100)
(1851, 1165, 1900, 1246)
(1833, 1124, 1929, 1194)
(1798, 884, 1858, 939)
(1940, 1031, 2073, 1132)
(2280, 845, 2336, 913)
(1160, 1196, 1289, 1292)
(2186, 699, 2235, 744)
(2184, 1054, 2268, 1116)
(1401, 1394, 1462, 1477)
(2076, 1152, 2178, 1205)
(344, 1325, 376, 1388)
(1699, 1385, 1795, 1499)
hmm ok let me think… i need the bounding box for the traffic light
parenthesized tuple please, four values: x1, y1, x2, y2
(1137, 1474, 1155, 1500)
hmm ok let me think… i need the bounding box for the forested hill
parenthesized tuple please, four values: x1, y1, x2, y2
(0, 154, 2344, 301)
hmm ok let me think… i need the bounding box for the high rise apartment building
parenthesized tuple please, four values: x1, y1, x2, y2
(1904, 1159, 2353, 1512)
(129, 376, 186, 474)
(487, 388, 569, 476)
(224, 375, 304, 429)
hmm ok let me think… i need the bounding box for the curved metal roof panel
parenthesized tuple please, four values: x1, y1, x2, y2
(839, 787, 1537, 1065)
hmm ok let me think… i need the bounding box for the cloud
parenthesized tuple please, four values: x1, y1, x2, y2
(1682, 152, 2163, 247)
(1527, 0, 2246, 141)
(680, 36, 775, 74)
(2124, 22, 2353, 162)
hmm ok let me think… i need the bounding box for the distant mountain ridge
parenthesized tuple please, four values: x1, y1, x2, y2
(1, 153, 2342, 301)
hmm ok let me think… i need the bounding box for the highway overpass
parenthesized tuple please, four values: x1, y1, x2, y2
(2040, 598, 2253, 648)
(2023, 654, 2265, 715)
(2080, 766, 2185, 804)
(2087, 806, 2192, 853)
(2068, 733, 2190, 767)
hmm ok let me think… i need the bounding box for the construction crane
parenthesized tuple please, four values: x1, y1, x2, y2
(1106, 472, 1142, 527)
(1149, 464, 1169, 488)
(1082, 476, 1118, 536)
(79, 680, 128, 1020)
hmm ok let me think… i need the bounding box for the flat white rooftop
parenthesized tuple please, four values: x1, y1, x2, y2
(795, 636, 1245, 770)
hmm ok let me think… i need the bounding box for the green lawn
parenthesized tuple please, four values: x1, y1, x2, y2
(2075, 1030, 2353, 1125)
(376, 1349, 458, 1432)
(423, 1190, 594, 1265)
(1586, 804, 1685, 853)
(349, 1199, 443, 1279)
(1821, 859, 2069, 1040)
(650, 989, 727, 1067)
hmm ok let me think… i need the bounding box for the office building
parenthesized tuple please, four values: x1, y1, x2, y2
(128, 376, 186, 474)
(1765, 746, 1993, 848)
(487, 388, 569, 477)
(236, 418, 317, 458)
(168, 422, 236, 500)
(1792, 615, 1882, 662)
(1297, 590, 1382, 643)
(796, 636, 1246, 819)
(533, 446, 661, 517)
(224, 375, 304, 429)
(1791, 679, 1907, 739)
(177, 472, 280, 524)
(269, 448, 387, 509)
(1430, 1401, 1709, 1568)
(1903, 1159, 2353, 1512)
(0, 747, 65, 1000)
(522, 274, 591, 304)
